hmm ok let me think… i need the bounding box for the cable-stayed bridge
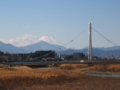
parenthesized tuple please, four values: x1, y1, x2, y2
(5, 60, 120, 66)
(5, 23, 120, 65)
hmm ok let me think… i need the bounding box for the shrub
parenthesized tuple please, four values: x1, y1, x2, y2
(88, 64, 120, 72)
(0, 68, 85, 89)
(60, 64, 88, 70)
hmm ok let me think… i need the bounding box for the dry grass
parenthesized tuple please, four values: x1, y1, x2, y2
(0, 66, 120, 90)
(89, 64, 120, 72)
(11, 66, 32, 70)
(0, 64, 8, 68)
(60, 64, 88, 70)
(107, 64, 120, 72)
(13, 76, 120, 90)
(0, 68, 85, 90)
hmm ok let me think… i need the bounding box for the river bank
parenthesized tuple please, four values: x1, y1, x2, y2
(2, 63, 120, 75)
(0, 67, 119, 90)
(0, 64, 120, 90)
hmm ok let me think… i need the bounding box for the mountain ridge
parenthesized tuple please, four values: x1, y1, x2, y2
(21, 41, 67, 52)
(0, 41, 28, 53)
(0, 41, 119, 58)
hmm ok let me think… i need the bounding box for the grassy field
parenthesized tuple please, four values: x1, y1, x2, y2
(0, 64, 120, 90)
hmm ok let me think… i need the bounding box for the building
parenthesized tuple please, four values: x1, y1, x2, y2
(1, 50, 55, 62)
(65, 55, 73, 60)
(3, 55, 21, 62)
(73, 53, 85, 60)
(16, 50, 55, 60)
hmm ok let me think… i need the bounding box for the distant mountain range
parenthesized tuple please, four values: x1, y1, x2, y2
(0, 38, 120, 58)
(21, 41, 67, 52)
(0, 41, 67, 53)
(57, 47, 120, 58)
(0, 41, 28, 53)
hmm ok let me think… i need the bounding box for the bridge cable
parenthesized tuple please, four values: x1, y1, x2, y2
(92, 29, 99, 47)
(32, 29, 87, 60)
(92, 28, 110, 58)
(92, 27, 120, 58)
(62, 29, 87, 47)
(92, 28, 120, 49)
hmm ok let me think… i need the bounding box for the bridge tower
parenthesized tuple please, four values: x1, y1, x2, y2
(88, 23, 92, 61)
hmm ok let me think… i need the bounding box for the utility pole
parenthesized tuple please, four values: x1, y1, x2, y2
(88, 23, 92, 61)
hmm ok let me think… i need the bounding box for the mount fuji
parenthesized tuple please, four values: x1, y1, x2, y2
(0, 35, 119, 58)
(0, 36, 67, 53)
(21, 41, 67, 52)
(21, 36, 67, 52)
(39, 36, 62, 45)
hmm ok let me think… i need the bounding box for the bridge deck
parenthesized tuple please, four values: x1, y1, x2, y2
(4, 60, 120, 65)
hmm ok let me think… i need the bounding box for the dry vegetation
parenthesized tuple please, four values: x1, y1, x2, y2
(11, 66, 32, 70)
(14, 76, 120, 90)
(0, 64, 8, 68)
(0, 68, 85, 90)
(60, 64, 88, 70)
(0, 64, 120, 90)
(89, 64, 120, 72)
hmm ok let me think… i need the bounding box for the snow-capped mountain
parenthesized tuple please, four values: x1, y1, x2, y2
(0, 35, 62, 47)
(21, 41, 67, 52)
(39, 36, 62, 45)
(0, 40, 120, 58)
(0, 35, 67, 52)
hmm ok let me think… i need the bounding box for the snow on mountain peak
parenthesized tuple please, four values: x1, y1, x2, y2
(39, 36, 61, 45)
(0, 35, 62, 47)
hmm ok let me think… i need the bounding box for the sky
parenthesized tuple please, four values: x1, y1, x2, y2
(0, 0, 120, 49)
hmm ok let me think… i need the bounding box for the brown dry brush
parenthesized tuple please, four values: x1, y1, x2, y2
(1, 68, 120, 90)
(0, 68, 85, 89)
(60, 64, 74, 70)
(60, 64, 88, 70)
(89, 64, 120, 72)
(14, 76, 120, 90)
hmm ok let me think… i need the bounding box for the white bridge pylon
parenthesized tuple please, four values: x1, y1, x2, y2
(88, 23, 92, 61)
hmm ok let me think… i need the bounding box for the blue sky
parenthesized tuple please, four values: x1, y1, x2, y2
(0, 0, 120, 49)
